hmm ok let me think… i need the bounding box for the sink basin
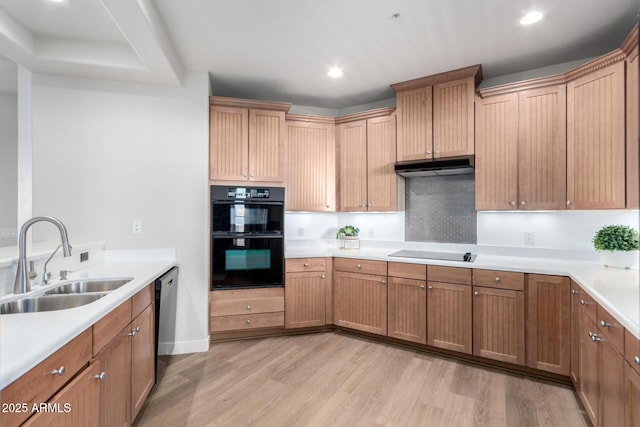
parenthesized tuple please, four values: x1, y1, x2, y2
(0, 293, 108, 314)
(45, 277, 133, 295)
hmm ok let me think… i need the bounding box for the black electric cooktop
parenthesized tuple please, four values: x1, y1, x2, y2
(388, 250, 476, 263)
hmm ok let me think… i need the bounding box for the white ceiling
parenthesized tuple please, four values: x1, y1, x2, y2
(0, 0, 637, 108)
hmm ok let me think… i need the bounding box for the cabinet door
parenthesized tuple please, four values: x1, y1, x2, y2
(249, 109, 285, 182)
(627, 362, 640, 427)
(96, 328, 131, 427)
(433, 77, 475, 158)
(600, 334, 625, 427)
(518, 86, 567, 210)
(475, 93, 519, 210)
(334, 271, 387, 335)
(286, 120, 335, 211)
(427, 281, 472, 354)
(23, 362, 102, 427)
(567, 61, 626, 209)
(472, 286, 525, 365)
(366, 115, 397, 211)
(285, 271, 327, 328)
(210, 106, 249, 181)
(526, 274, 570, 375)
(627, 46, 639, 209)
(580, 314, 600, 425)
(396, 86, 433, 162)
(337, 120, 368, 211)
(387, 276, 426, 344)
(131, 304, 155, 422)
(570, 282, 582, 387)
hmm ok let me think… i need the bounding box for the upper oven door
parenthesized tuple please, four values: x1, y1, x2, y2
(212, 201, 284, 235)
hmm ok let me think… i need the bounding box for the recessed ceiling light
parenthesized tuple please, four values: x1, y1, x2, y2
(328, 67, 343, 78)
(48, 0, 66, 3)
(520, 11, 544, 25)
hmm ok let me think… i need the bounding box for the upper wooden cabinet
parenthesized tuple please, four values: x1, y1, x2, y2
(475, 85, 567, 210)
(336, 109, 398, 211)
(623, 25, 639, 209)
(285, 115, 336, 211)
(392, 65, 481, 162)
(209, 97, 291, 184)
(566, 54, 626, 209)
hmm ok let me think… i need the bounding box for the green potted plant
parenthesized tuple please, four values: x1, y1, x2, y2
(337, 225, 360, 250)
(592, 224, 639, 269)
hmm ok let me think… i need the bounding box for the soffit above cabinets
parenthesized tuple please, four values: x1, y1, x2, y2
(0, 0, 637, 108)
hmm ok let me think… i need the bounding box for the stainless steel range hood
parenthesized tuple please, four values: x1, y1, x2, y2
(394, 156, 474, 177)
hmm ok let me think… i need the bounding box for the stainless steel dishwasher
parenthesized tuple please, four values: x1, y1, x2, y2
(154, 266, 178, 384)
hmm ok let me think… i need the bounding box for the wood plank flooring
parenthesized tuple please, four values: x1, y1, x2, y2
(134, 332, 589, 427)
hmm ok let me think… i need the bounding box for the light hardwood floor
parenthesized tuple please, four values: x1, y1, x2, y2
(134, 332, 589, 427)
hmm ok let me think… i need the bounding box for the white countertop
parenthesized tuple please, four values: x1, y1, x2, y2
(286, 241, 640, 340)
(0, 258, 176, 389)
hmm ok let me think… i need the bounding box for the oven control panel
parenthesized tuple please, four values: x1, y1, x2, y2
(227, 187, 270, 199)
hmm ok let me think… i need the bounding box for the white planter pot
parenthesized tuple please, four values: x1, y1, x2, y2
(601, 250, 639, 269)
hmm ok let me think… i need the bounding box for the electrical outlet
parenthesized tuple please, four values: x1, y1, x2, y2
(80, 252, 89, 262)
(524, 230, 535, 246)
(132, 220, 142, 234)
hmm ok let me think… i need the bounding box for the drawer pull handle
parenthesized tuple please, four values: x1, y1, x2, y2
(303, 263, 309, 267)
(635, 356, 640, 366)
(600, 320, 610, 328)
(571, 289, 579, 295)
(246, 320, 251, 325)
(95, 372, 106, 381)
(51, 366, 66, 376)
(128, 327, 140, 336)
(495, 277, 501, 283)
(590, 333, 601, 343)
(580, 300, 590, 306)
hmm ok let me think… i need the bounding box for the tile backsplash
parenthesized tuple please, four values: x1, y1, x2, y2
(405, 174, 477, 244)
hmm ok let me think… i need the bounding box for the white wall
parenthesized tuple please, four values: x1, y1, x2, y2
(31, 71, 210, 353)
(0, 94, 18, 246)
(285, 212, 405, 240)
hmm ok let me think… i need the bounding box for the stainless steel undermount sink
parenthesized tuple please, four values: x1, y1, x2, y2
(0, 293, 108, 314)
(44, 277, 133, 295)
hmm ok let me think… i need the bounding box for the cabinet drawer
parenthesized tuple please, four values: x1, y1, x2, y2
(428, 265, 471, 285)
(210, 312, 285, 332)
(93, 299, 132, 356)
(132, 283, 154, 319)
(597, 305, 624, 354)
(0, 329, 92, 427)
(334, 258, 387, 276)
(210, 288, 284, 316)
(286, 258, 327, 273)
(473, 269, 524, 291)
(625, 329, 640, 375)
(388, 262, 426, 280)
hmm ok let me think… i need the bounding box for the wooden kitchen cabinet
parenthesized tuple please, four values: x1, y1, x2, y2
(387, 262, 427, 344)
(336, 111, 397, 212)
(131, 303, 155, 421)
(570, 281, 582, 387)
(472, 269, 525, 365)
(23, 362, 102, 427)
(209, 97, 291, 184)
(210, 287, 285, 333)
(626, 361, 640, 427)
(526, 274, 570, 375)
(95, 327, 131, 427)
(475, 85, 566, 210)
(392, 65, 481, 162)
(285, 258, 331, 328)
(624, 25, 639, 209)
(566, 56, 626, 209)
(426, 266, 472, 354)
(334, 259, 387, 335)
(579, 314, 600, 425)
(285, 116, 336, 211)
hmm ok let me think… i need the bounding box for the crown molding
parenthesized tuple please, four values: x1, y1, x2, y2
(334, 107, 395, 124)
(391, 64, 482, 92)
(620, 23, 639, 57)
(209, 96, 291, 112)
(285, 114, 336, 125)
(563, 49, 626, 82)
(478, 74, 567, 98)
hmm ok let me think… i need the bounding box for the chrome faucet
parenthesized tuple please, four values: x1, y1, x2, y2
(14, 216, 72, 294)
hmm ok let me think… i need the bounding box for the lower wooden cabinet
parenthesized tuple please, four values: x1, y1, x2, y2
(285, 258, 331, 328)
(387, 276, 427, 344)
(23, 362, 102, 427)
(95, 327, 131, 427)
(626, 361, 640, 427)
(570, 281, 582, 387)
(599, 330, 625, 427)
(210, 288, 285, 333)
(334, 269, 387, 335)
(526, 274, 570, 375)
(131, 303, 155, 421)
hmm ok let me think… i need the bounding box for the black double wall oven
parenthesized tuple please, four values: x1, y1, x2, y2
(211, 186, 284, 290)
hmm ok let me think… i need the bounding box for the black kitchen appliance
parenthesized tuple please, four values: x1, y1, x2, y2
(211, 186, 284, 290)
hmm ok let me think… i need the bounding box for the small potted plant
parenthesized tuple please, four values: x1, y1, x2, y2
(337, 225, 360, 250)
(592, 224, 639, 269)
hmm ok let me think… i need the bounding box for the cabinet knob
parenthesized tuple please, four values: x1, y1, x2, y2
(303, 263, 309, 267)
(420, 285, 426, 290)
(246, 319, 251, 325)
(368, 203, 372, 207)
(600, 320, 610, 328)
(428, 285, 433, 290)
(566, 200, 573, 206)
(242, 173, 247, 177)
(95, 372, 106, 381)
(321, 275, 326, 279)
(509, 201, 516, 206)
(580, 300, 590, 306)
(381, 280, 386, 284)
(635, 356, 640, 366)
(474, 291, 479, 296)
(434, 150, 439, 155)
(246, 305, 251, 310)
(128, 327, 140, 336)
(495, 277, 501, 283)
(250, 174, 254, 178)
(571, 289, 579, 295)
(589, 332, 601, 342)
(326, 205, 330, 209)
(357, 264, 361, 269)
(51, 366, 66, 376)
(520, 201, 526, 206)
(427, 150, 432, 155)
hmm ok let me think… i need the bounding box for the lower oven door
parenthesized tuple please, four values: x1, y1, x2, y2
(211, 236, 284, 290)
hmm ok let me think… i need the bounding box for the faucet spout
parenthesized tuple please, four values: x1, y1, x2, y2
(14, 216, 72, 294)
